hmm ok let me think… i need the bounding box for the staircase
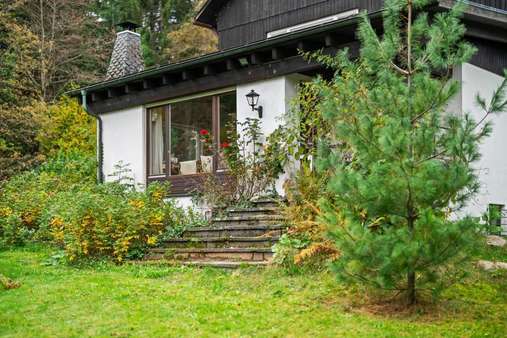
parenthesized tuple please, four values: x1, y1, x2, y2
(146, 199, 287, 268)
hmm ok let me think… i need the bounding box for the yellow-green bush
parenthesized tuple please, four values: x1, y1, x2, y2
(0, 152, 96, 245)
(42, 183, 180, 262)
(0, 153, 203, 262)
(274, 165, 339, 268)
(36, 96, 96, 157)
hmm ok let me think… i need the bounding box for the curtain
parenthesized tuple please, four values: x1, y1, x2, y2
(151, 112, 164, 175)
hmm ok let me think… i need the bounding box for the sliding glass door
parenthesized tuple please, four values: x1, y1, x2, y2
(147, 91, 236, 185)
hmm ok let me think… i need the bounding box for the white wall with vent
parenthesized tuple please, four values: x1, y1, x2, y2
(458, 63, 507, 234)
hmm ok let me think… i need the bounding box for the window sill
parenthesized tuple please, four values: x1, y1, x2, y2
(147, 172, 228, 196)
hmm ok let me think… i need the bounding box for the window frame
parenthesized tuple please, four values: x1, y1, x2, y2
(145, 89, 236, 195)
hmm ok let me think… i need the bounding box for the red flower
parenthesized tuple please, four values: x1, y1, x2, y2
(199, 129, 209, 136)
(220, 142, 230, 149)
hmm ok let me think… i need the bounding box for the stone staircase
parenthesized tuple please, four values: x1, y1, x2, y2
(146, 199, 287, 268)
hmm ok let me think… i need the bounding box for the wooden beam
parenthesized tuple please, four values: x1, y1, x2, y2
(226, 59, 238, 70)
(324, 34, 336, 47)
(182, 70, 192, 81)
(271, 48, 284, 60)
(124, 84, 133, 94)
(203, 65, 216, 76)
(297, 41, 305, 51)
(250, 53, 263, 65)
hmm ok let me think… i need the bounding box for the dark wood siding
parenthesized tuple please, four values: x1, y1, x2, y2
(468, 37, 507, 76)
(470, 0, 507, 10)
(217, 0, 385, 50)
(215, 0, 507, 50)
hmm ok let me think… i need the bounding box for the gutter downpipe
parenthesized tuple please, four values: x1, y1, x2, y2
(81, 89, 105, 183)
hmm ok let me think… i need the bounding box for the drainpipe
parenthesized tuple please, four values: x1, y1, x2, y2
(81, 89, 105, 183)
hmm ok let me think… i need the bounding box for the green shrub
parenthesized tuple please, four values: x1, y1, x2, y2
(0, 153, 200, 262)
(0, 152, 95, 245)
(36, 96, 96, 157)
(195, 118, 286, 209)
(41, 182, 178, 262)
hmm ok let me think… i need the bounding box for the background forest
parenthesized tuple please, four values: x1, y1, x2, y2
(0, 0, 216, 180)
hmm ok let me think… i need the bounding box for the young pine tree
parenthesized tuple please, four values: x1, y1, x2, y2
(314, 0, 507, 305)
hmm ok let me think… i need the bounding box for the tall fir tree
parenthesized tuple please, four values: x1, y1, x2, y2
(314, 0, 507, 304)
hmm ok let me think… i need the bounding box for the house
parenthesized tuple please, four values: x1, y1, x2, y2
(71, 0, 507, 233)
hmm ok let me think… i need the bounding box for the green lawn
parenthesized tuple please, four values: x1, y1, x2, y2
(1, 245, 506, 338)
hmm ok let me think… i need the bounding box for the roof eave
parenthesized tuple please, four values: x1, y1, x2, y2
(68, 10, 378, 97)
(194, 0, 219, 29)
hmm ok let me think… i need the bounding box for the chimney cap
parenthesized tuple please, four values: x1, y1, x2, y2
(117, 21, 141, 32)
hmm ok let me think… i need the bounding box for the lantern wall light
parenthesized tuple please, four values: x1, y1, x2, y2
(246, 89, 263, 119)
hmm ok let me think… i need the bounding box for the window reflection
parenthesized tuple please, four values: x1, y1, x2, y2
(148, 91, 237, 177)
(171, 96, 213, 175)
(218, 92, 237, 171)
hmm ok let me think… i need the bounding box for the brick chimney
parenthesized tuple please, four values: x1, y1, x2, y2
(106, 21, 145, 80)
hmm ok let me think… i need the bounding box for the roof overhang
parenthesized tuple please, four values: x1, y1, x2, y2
(70, 11, 380, 114)
(194, 0, 228, 29)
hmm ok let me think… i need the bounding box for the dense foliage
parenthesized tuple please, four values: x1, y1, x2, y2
(0, 153, 203, 262)
(0, 0, 217, 182)
(3, 1, 112, 102)
(272, 83, 339, 268)
(36, 97, 97, 156)
(164, 22, 218, 63)
(312, 0, 507, 304)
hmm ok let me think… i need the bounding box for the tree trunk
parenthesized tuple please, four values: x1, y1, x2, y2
(407, 268, 416, 305)
(407, 215, 416, 305)
(406, 0, 417, 307)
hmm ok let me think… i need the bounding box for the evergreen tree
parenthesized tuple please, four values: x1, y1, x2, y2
(314, 0, 507, 304)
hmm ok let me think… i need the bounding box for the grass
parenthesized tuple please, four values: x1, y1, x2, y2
(1, 244, 506, 338)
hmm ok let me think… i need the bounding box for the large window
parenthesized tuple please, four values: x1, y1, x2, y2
(147, 91, 236, 180)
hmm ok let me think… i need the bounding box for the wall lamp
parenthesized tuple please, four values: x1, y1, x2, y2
(246, 89, 263, 118)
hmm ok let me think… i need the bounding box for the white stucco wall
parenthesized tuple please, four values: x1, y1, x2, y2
(100, 106, 146, 187)
(459, 63, 507, 233)
(98, 75, 307, 207)
(236, 74, 308, 195)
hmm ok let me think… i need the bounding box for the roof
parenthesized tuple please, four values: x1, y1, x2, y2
(68, 11, 371, 96)
(194, 0, 228, 28)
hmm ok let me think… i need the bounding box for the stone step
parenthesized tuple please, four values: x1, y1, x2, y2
(148, 247, 273, 262)
(251, 199, 284, 208)
(182, 224, 287, 239)
(161, 236, 280, 249)
(226, 206, 281, 218)
(131, 259, 270, 269)
(182, 260, 271, 269)
(212, 215, 285, 227)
